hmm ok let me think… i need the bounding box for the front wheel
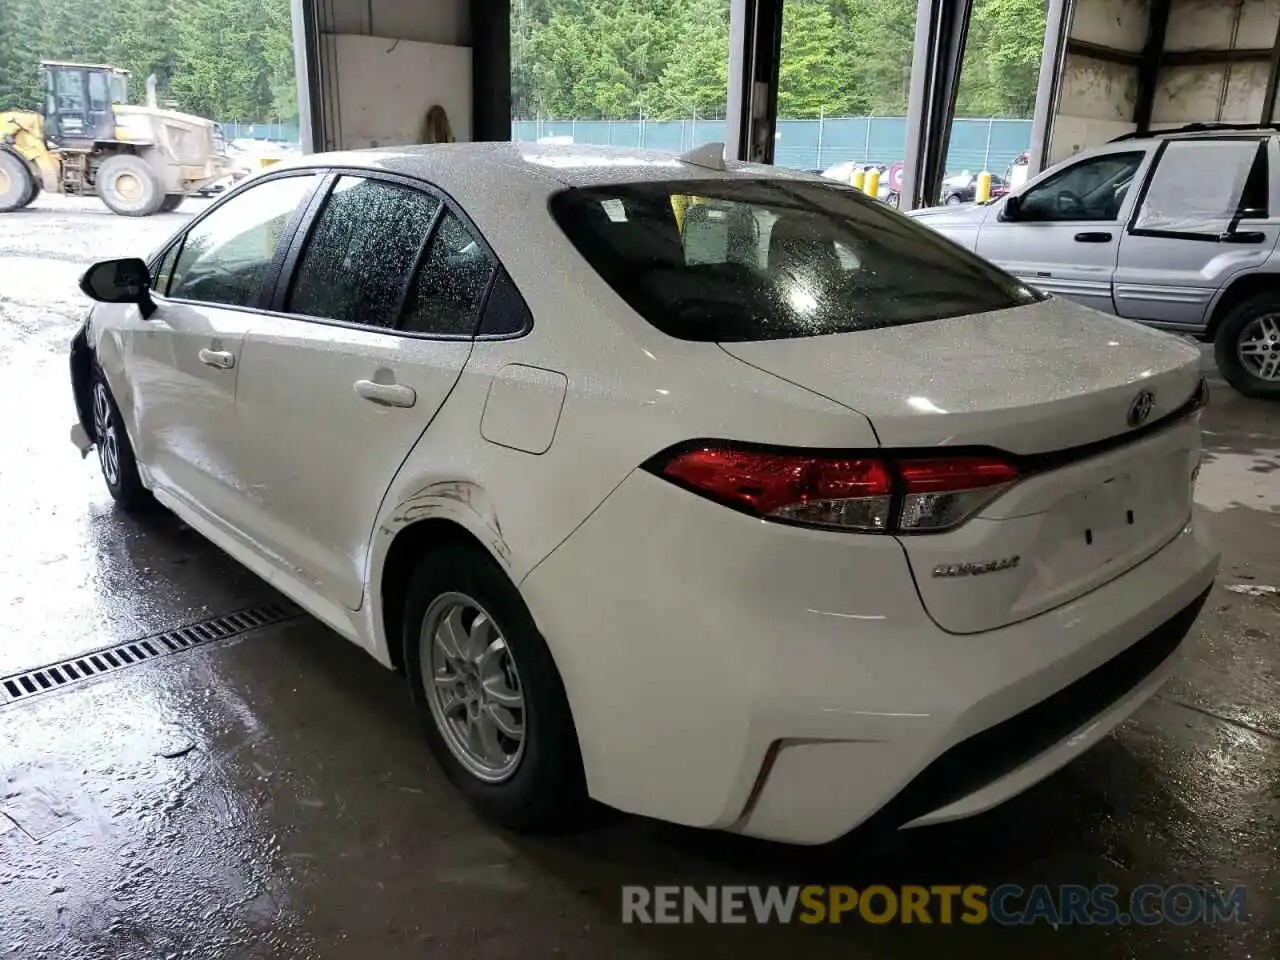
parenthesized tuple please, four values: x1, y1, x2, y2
(91, 369, 153, 511)
(0, 149, 35, 212)
(1214, 292, 1280, 399)
(403, 545, 588, 831)
(17, 176, 40, 209)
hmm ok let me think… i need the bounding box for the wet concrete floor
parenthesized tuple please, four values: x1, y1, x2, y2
(0, 197, 1277, 958)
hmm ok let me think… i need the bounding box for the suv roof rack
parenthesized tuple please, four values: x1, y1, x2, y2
(1110, 122, 1280, 141)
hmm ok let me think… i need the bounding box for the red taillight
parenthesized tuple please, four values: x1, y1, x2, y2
(896, 456, 1019, 531)
(898, 457, 1019, 492)
(649, 445, 1018, 533)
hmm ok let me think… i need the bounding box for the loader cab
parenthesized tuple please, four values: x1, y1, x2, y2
(40, 62, 128, 145)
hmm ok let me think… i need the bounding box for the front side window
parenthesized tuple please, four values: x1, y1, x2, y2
(152, 243, 180, 294)
(168, 174, 320, 307)
(54, 69, 85, 115)
(401, 211, 496, 336)
(550, 180, 1043, 342)
(1135, 139, 1267, 234)
(1017, 151, 1145, 223)
(287, 176, 441, 328)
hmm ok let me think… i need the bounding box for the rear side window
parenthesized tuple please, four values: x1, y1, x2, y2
(288, 176, 441, 328)
(88, 72, 108, 113)
(549, 180, 1043, 342)
(1135, 139, 1268, 233)
(400, 211, 495, 336)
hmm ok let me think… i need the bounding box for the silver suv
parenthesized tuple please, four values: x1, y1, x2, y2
(908, 124, 1280, 398)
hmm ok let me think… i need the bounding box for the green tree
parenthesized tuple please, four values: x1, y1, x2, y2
(649, 0, 728, 119)
(778, 0, 856, 118)
(110, 0, 180, 102)
(0, 0, 43, 108)
(171, 0, 276, 120)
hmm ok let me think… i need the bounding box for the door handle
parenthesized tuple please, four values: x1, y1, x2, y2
(1074, 231, 1113, 242)
(198, 348, 235, 369)
(353, 379, 417, 408)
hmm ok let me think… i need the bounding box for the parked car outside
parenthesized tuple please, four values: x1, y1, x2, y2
(70, 143, 1216, 845)
(939, 171, 1010, 204)
(908, 126, 1280, 398)
(821, 159, 898, 206)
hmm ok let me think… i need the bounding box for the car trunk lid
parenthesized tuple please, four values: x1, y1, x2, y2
(719, 299, 1205, 632)
(719, 298, 1202, 454)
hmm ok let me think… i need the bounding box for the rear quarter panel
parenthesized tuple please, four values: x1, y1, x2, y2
(360, 193, 884, 668)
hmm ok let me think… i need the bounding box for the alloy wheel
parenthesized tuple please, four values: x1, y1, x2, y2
(420, 592, 526, 782)
(1237, 313, 1280, 383)
(92, 382, 120, 487)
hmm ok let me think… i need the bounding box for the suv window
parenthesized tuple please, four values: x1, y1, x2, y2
(287, 176, 441, 328)
(550, 180, 1043, 342)
(1018, 151, 1145, 222)
(401, 210, 496, 336)
(1135, 139, 1267, 233)
(169, 174, 319, 307)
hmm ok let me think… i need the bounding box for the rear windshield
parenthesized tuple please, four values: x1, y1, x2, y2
(549, 179, 1044, 342)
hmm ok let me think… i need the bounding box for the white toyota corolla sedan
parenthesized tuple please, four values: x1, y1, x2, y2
(69, 143, 1218, 845)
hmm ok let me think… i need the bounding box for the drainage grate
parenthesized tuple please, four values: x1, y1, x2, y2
(0, 602, 301, 706)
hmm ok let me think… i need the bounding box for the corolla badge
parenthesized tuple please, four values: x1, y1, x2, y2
(1127, 389, 1155, 428)
(932, 556, 1020, 578)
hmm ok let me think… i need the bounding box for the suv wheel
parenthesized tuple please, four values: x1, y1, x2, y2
(403, 544, 588, 830)
(1215, 292, 1280, 399)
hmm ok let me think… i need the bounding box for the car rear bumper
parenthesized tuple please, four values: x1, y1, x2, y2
(519, 471, 1218, 845)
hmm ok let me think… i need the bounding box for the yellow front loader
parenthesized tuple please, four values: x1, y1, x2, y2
(1, 61, 229, 216)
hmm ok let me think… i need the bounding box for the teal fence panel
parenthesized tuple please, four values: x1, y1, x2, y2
(513, 116, 1030, 174)
(219, 121, 301, 143)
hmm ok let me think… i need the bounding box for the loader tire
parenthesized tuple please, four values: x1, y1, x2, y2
(98, 154, 165, 217)
(0, 149, 35, 212)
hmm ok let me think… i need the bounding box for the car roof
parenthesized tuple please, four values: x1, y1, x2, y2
(271, 141, 824, 205)
(1110, 123, 1280, 144)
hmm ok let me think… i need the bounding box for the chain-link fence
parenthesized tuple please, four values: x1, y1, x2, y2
(217, 116, 1033, 176)
(513, 116, 1032, 174)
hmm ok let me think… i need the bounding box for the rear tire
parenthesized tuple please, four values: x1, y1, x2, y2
(0, 149, 35, 212)
(1214, 291, 1280, 400)
(91, 368, 154, 512)
(159, 194, 185, 212)
(97, 154, 165, 217)
(403, 544, 588, 831)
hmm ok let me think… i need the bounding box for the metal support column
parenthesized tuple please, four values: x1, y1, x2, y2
(291, 0, 324, 153)
(1027, 0, 1072, 178)
(1133, 0, 1171, 136)
(1263, 17, 1280, 124)
(471, 0, 512, 141)
(901, 0, 974, 210)
(725, 0, 784, 164)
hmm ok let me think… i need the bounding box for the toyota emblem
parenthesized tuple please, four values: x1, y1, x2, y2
(1127, 389, 1155, 428)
